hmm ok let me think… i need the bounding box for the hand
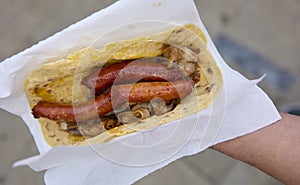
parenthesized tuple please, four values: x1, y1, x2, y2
(212, 112, 300, 185)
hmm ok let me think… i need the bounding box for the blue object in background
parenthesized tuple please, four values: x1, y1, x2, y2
(214, 33, 297, 91)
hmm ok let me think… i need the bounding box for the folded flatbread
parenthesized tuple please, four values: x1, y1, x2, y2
(24, 24, 223, 146)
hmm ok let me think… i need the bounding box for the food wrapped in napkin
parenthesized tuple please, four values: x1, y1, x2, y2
(0, 0, 280, 184)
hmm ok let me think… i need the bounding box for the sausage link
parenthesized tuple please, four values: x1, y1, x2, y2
(81, 61, 131, 93)
(32, 80, 193, 122)
(81, 59, 185, 94)
(111, 80, 194, 106)
(32, 92, 113, 122)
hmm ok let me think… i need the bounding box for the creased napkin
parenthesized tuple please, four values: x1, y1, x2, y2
(0, 0, 280, 184)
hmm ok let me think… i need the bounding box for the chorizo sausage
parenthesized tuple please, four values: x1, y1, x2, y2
(81, 59, 185, 94)
(32, 80, 193, 122)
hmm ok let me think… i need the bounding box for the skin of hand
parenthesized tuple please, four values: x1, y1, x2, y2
(212, 112, 300, 185)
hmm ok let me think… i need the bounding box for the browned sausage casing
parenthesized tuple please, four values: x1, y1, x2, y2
(81, 59, 185, 94)
(32, 80, 193, 122)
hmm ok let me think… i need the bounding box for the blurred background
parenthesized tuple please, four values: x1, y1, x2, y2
(0, 0, 299, 184)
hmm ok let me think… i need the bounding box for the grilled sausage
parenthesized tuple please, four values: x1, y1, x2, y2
(81, 59, 185, 94)
(32, 91, 112, 123)
(32, 80, 193, 122)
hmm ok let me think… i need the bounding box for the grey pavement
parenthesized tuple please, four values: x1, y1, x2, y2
(1, 0, 299, 184)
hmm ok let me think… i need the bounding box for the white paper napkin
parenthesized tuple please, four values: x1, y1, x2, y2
(0, 0, 281, 184)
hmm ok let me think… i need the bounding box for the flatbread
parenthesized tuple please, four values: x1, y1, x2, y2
(24, 24, 223, 146)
